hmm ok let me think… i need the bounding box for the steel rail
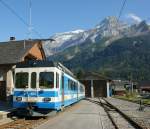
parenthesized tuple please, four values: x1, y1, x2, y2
(102, 98, 144, 129)
(98, 98, 119, 129)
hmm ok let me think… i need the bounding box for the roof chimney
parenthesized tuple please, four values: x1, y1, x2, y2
(10, 37, 15, 41)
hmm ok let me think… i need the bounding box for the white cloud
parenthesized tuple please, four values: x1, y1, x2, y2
(127, 13, 142, 23)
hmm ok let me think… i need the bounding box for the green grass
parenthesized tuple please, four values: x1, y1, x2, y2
(114, 92, 150, 105)
(142, 99, 150, 105)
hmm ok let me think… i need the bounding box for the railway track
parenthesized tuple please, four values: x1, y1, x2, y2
(98, 98, 145, 129)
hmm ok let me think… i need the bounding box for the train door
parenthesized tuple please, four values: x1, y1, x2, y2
(61, 75, 64, 106)
(25, 72, 34, 102)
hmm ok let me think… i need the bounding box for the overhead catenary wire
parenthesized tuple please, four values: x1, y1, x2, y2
(28, 0, 32, 39)
(0, 0, 43, 39)
(0, 0, 128, 40)
(117, 0, 127, 22)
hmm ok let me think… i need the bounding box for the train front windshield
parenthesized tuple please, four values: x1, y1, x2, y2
(39, 72, 54, 89)
(15, 72, 29, 88)
(15, 72, 54, 89)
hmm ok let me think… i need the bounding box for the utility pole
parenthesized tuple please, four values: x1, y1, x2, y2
(130, 73, 133, 93)
(131, 81, 133, 93)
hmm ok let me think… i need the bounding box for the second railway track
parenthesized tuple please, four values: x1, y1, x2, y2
(98, 98, 145, 129)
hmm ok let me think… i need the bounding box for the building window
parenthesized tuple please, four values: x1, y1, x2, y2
(31, 72, 36, 88)
(39, 72, 54, 89)
(15, 72, 28, 88)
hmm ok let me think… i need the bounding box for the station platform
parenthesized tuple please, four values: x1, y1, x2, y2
(0, 101, 14, 124)
(35, 99, 114, 129)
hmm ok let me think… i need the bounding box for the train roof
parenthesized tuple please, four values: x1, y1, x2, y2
(16, 60, 75, 77)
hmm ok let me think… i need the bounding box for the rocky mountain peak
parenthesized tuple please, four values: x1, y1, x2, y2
(95, 16, 128, 37)
(43, 16, 150, 57)
(136, 20, 149, 32)
(129, 20, 150, 36)
(96, 16, 118, 28)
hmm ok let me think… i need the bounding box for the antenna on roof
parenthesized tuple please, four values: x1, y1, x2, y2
(28, 0, 32, 39)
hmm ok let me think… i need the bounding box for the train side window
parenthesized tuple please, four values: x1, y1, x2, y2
(74, 83, 77, 91)
(15, 72, 28, 88)
(80, 86, 83, 92)
(31, 72, 36, 88)
(76, 83, 78, 91)
(71, 81, 74, 91)
(70, 81, 75, 91)
(56, 73, 59, 88)
(80, 86, 84, 92)
(68, 79, 71, 90)
(72, 82, 75, 91)
(62, 75, 64, 90)
(39, 72, 54, 89)
(70, 80, 72, 90)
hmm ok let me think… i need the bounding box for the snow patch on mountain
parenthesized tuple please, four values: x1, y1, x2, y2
(43, 16, 150, 57)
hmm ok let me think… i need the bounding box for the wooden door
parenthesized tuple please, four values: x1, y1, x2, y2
(93, 80, 107, 97)
(80, 80, 91, 97)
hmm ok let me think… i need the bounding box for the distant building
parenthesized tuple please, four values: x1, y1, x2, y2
(112, 80, 126, 96)
(112, 80, 137, 96)
(0, 39, 46, 101)
(139, 81, 150, 93)
(79, 72, 112, 98)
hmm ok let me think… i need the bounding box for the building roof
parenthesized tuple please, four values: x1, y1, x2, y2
(0, 39, 45, 65)
(80, 72, 111, 81)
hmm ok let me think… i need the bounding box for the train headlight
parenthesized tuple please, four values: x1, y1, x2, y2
(43, 98, 51, 102)
(16, 97, 22, 101)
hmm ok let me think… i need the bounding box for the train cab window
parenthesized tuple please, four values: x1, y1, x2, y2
(56, 73, 59, 88)
(15, 72, 28, 88)
(31, 72, 36, 88)
(39, 72, 54, 89)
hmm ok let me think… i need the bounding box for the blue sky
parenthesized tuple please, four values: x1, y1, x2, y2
(0, 0, 149, 42)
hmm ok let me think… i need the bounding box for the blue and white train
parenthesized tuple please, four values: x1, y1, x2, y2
(13, 61, 85, 116)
